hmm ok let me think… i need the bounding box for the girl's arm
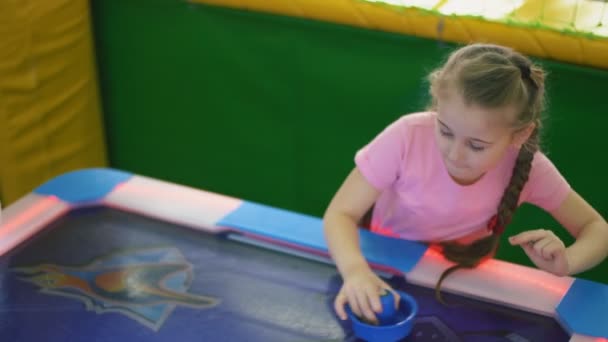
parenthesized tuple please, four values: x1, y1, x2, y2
(552, 190, 608, 274)
(323, 167, 387, 321)
(509, 190, 608, 276)
(324, 167, 380, 279)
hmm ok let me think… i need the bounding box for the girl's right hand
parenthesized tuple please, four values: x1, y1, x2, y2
(334, 267, 397, 324)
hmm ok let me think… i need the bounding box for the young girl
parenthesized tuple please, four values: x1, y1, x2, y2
(323, 43, 608, 324)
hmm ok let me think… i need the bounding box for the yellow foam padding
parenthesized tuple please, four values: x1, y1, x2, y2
(190, 0, 608, 70)
(0, 0, 108, 205)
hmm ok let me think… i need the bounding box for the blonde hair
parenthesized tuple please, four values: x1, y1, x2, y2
(427, 43, 546, 303)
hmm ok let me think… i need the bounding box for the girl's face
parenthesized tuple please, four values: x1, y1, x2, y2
(435, 92, 527, 185)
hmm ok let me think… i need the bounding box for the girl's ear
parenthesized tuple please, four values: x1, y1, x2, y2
(512, 122, 536, 148)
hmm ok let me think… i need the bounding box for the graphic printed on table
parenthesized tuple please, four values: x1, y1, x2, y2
(12, 247, 219, 330)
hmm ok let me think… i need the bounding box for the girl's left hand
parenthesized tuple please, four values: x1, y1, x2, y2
(508, 229, 570, 276)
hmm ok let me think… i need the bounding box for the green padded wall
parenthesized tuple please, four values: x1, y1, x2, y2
(91, 0, 608, 283)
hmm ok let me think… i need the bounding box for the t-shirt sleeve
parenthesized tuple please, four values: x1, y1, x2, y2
(520, 151, 571, 211)
(354, 118, 408, 191)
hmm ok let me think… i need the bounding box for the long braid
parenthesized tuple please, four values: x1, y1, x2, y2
(496, 128, 539, 229)
(430, 44, 545, 304)
(435, 129, 539, 303)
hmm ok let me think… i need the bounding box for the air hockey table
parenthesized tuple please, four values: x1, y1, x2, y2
(0, 168, 606, 342)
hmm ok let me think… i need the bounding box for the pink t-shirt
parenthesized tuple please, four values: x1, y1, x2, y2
(355, 112, 571, 241)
